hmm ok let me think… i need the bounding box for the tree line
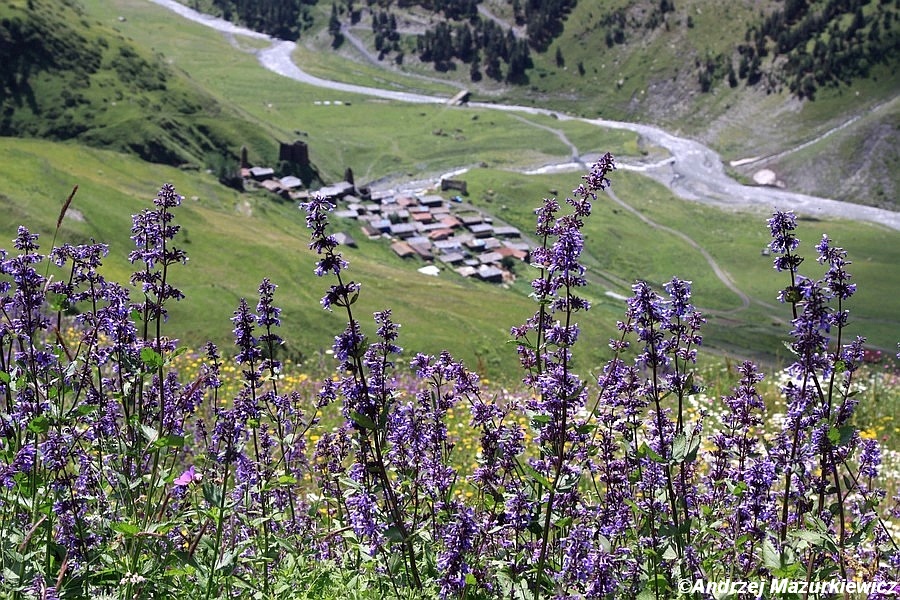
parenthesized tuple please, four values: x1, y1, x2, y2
(197, 0, 316, 40)
(747, 0, 898, 99)
(415, 18, 532, 83)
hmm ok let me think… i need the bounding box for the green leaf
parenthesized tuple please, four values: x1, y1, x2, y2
(202, 483, 223, 508)
(75, 404, 99, 417)
(48, 292, 69, 312)
(836, 425, 855, 447)
(0, 371, 10, 384)
(27, 415, 50, 434)
(152, 434, 184, 450)
(111, 522, 141, 537)
(384, 526, 405, 543)
(139, 424, 159, 444)
(671, 432, 687, 462)
(349, 411, 377, 430)
(575, 423, 596, 434)
(555, 516, 573, 528)
(215, 551, 235, 572)
(638, 441, 665, 464)
(2, 568, 19, 585)
(685, 441, 701, 463)
(521, 462, 552, 490)
(761, 538, 781, 570)
(140, 347, 164, 369)
(789, 530, 826, 545)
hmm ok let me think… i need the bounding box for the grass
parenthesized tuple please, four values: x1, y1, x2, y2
(4, 134, 897, 380)
(0, 137, 539, 377)
(458, 167, 900, 360)
(0, 0, 280, 167)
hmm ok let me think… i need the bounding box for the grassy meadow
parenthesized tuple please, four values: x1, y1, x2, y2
(3, 134, 898, 381)
(0, 0, 871, 374)
(1, 2, 899, 597)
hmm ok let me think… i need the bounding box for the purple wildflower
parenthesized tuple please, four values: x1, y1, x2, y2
(858, 438, 881, 479)
(232, 298, 261, 380)
(128, 183, 187, 322)
(0, 227, 49, 341)
(437, 503, 477, 599)
(767, 211, 803, 273)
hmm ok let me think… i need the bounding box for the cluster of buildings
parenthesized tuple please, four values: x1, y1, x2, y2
(238, 140, 531, 283)
(240, 166, 309, 201)
(318, 183, 531, 284)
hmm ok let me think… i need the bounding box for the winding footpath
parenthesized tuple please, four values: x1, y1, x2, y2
(150, 0, 900, 232)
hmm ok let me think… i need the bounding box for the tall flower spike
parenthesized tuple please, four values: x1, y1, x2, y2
(302, 195, 348, 277)
(128, 184, 187, 322)
(256, 278, 283, 372)
(767, 211, 803, 273)
(1, 227, 49, 340)
(232, 298, 261, 381)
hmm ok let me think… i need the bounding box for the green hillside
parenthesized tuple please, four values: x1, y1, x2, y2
(3, 0, 896, 206)
(3, 136, 898, 381)
(0, 0, 280, 169)
(0, 137, 553, 375)
(288, 0, 900, 209)
(1, 0, 898, 380)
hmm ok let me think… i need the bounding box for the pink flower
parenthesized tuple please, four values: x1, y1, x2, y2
(174, 466, 200, 487)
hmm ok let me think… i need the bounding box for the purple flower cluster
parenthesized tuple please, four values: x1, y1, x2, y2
(0, 167, 894, 599)
(129, 184, 188, 323)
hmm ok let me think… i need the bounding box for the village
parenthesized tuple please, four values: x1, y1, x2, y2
(240, 140, 532, 284)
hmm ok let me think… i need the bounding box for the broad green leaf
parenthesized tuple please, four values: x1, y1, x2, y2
(672, 432, 687, 462)
(152, 434, 184, 450)
(111, 522, 140, 537)
(139, 424, 159, 443)
(75, 404, 99, 417)
(202, 483, 223, 508)
(638, 441, 665, 464)
(521, 462, 552, 490)
(349, 411, 377, 430)
(27, 415, 50, 434)
(140, 346, 163, 369)
(761, 538, 781, 570)
(384, 526, 405, 543)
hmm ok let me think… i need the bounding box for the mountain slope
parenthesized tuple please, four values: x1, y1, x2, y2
(300, 0, 900, 209)
(2, 0, 898, 378)
(0, 0, 279, 169)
